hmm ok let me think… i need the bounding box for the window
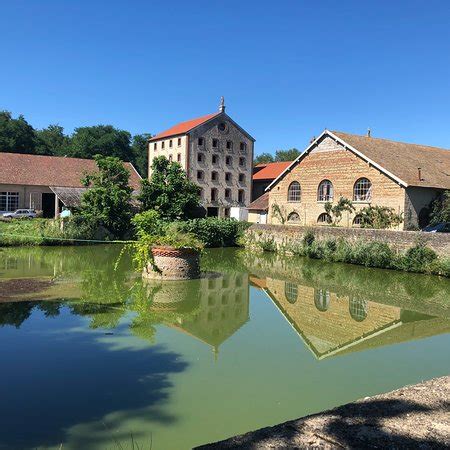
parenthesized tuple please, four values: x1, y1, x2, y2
(211, 188, 218, 202)
(240, 142, 246, 151)
(349, 298, 368, 322)
(161, 141, 165, 149)
(0, 192, 19, 212)
(153, 143, 157, 150)
(218, 122, 227, 132)
(212, 138, 218, 148)
(287, 212, 300, 223)
(197, 170, 204, 181)
(198, 137, 204, 146)
(168, 154, 173, 162)
(224, 207, 230, 218)
(317, 180, 333, 202)
(225, 172, 232, 182)
(169, 139, 173, 148)
(212, 154, 219, 164)
(353, 178, 372, 202)
(211, 171, 218, 181)
(284, 282, 298, 304)
(225, 188, 231, 200)
(287, 181, 301, 202)
(177, 153, 182, 162)
(177, 138, 181, 146)
(352, 215, 362, 227)
(314, 289, 330, 312)
(197, 152, 204, 163)
(238, 189, 245, 203)
(226, 141, 232, 150)
(239, 173, 245, 183)
(226, 156, 232, 165)
(317, 213, 332, 224)
(239, 157, 246, 166)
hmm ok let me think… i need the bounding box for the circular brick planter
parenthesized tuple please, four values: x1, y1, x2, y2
(142, 246, 201, 280)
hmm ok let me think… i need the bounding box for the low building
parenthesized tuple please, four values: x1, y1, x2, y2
(148, 98, 255, 218)
(252, 161, 292, 201)
(0, 152, 141, 218)
(266, 130, 450, 230)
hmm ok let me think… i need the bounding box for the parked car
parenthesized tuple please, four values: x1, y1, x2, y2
(422, 222, 450, 233)
(2, 209, 37, 219)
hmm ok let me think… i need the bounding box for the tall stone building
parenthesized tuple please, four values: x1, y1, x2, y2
(148, 98, 255, 218)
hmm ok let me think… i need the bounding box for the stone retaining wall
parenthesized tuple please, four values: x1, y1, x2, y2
(246, 224, 450, 257)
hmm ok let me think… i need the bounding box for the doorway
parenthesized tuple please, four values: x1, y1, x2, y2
(42, 193, 56, 218)
(207, 207, 219, 217)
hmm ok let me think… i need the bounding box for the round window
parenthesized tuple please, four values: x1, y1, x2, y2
(218, 122, 227, 133)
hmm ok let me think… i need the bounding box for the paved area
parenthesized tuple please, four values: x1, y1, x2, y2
(196, 376, 449, 449)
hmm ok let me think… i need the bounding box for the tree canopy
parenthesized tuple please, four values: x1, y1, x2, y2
(254, 148, 301, 165)
(139, 156, 201, 221)
(0, 110, 151, 177)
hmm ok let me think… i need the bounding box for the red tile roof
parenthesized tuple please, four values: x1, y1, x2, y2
(149, 113, 219, 141)
(0, 152, 142, 189)
(252, 161, 293, 180)
(247, 192, 269, 211)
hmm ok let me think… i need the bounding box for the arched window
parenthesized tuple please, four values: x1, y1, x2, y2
(349, 298, 368, 322)
(314, 289, 330, 312)
(353, 178, 372, 202)
(317, 180, 333, 202)
(287, 212, 300, 223)
(352, 215, 362, 227)
(317, 213, 332, 225)
(284, 282, 298, 304)
(287, 182, 301, 202)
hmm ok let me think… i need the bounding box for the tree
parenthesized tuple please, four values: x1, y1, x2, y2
(274, 148, 301, 161)
(429, 190, 450, 225)
(254, 152, 274, 165)
(79, 155, 134, 238)
(35, 124, 70, 156)
(131, 133, 151, 177)
(69, 125, 132, 161)
(0, 111, 36, 154)
(139, 156, 201, 221)
(324, 197, 355, 224)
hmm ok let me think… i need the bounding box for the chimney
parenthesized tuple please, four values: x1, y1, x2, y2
(367, 128, 371, 138)
(418, 167, 423, 181)
(219, 96, 225, 113)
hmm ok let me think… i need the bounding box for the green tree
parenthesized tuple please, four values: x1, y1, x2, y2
(254, 152, 274, 165)
(324, 197, 355, 224)
(358, 205, 403, 229)
(274, 148, 300, 161)
(429, 190, 450, 225)
(69, 125, 132, 161)
(35, 124, 70, 155)
(139, 156, 201, 220)
(131, 133, 151, 177)
(0, 111, 36, 154)
(79, 155, 134, 238)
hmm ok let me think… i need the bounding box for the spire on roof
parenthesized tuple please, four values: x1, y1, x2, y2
(219, 96, 225, 113)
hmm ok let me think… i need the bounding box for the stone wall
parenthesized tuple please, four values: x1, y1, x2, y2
(246, 223, 450, 257)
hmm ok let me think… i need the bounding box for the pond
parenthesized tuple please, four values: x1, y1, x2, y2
(0, 245, 449, 449)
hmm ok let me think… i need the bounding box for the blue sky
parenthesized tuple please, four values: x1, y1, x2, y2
(1, 0, 450, 156)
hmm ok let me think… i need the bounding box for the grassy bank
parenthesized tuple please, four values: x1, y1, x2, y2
(243, 229, 450, 277)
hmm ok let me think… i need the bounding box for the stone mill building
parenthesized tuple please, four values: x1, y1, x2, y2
(148, 98, 255, 218)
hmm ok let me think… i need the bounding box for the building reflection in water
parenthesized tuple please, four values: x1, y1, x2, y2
(251, 276, 450, 360)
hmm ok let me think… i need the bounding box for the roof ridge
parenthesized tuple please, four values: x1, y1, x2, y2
(331, 130, 450, 153)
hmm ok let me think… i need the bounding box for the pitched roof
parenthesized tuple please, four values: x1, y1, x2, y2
(0, 152, 142, 189)
(149, 113, 219, 141)
(253, 161, 293, 181)
(267, 130, 450, 191)
(332, 131, 450, 189)
(247, 192, 269, 211)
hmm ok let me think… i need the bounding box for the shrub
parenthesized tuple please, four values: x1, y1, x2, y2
(400, 242, 438, 273)
(132, 210, 166, 238)
(302, 230, 315, 247)
(257, 236, 277, 252)
(176, 218, 251, 248)
(358, 205, 403, 229)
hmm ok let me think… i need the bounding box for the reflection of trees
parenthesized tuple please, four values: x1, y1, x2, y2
(0, 301, 62, 328)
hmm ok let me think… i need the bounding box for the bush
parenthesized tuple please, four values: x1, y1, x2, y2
(132, 210, 166, 238)
(400, 243, 438, 273)
(176, 218, 251, 248)
(358, 205, 403, 229)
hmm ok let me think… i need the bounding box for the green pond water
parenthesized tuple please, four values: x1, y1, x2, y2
(0, 245, 449, 449)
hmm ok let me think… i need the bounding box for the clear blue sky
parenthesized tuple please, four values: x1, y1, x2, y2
(2, 0, 450, 156)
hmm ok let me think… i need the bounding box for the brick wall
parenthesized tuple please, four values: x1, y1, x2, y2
(268, 135, 407, 228)
(246, 223, 450, 257)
